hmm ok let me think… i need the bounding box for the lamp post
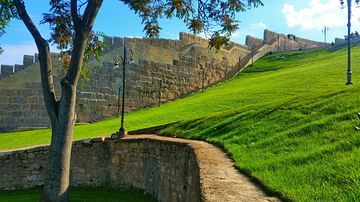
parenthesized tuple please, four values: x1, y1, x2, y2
(113, 38, 134, 136)
(322, 26, 329, 48)
(117, 87, 121, 117)
(158, 79, 162, 106)
(251, 47, 254, 64)
(278, 34, 280, 52)
(340, 0, 359, 85)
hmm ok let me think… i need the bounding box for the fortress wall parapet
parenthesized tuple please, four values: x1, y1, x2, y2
(245, 35, 264, 49)
(264, 29, 280, 43)
(264, 29, 325, 51)
(103, 35, 185, 53)
(179, 32, 209, 47)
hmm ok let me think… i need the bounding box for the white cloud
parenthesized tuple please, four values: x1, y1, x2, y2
(230, 31, 243, 39)
(0, 42, 59, 65)
(250, 22, 267, 30)
(0, 42, 38, 65)
(196, 32, 209, 39)
(281, 0, 359, 30)
(230, 22, 266, 43)
(161, 32, 178, 39)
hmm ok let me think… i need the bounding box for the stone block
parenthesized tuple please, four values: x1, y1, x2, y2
(23, 55, 34, 67)
(14, 64, 24, 72)
(1, 65, 13, 77)
(34, 53, 39, 63)
(103, 36, 113, 50)
(113, 37, 123, 48)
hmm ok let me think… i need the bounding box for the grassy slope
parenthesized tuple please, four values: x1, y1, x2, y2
(161, 48, 360, 201)
(1, 47, 360, 201)
(0, 188, 155, 202)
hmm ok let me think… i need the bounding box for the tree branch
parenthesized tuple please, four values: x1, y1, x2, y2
(65, 0, 103, 85)
(71, 0, 81, 30)
(13, 0, 58, 122)
(82, 0, 103, 31)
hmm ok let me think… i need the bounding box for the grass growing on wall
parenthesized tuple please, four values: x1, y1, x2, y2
(1, 46, 360, 201)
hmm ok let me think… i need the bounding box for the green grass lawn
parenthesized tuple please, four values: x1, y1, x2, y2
(0, 187, 156, 202)
(1, 46, 360, 201)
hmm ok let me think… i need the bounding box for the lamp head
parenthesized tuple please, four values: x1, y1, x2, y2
(129, 49, 135, 64)
(340, 0, 345, 9)
(113, 55, 121, 69)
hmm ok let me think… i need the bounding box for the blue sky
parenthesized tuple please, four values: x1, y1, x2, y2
(1, 0, 359, 65)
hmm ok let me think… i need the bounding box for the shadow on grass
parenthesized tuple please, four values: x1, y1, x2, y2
(0, 187, 156, 202)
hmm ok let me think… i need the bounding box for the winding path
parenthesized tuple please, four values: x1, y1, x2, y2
(124, 134, 281, 202)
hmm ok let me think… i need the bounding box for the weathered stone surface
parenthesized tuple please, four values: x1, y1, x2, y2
(0, 135, 204, 202)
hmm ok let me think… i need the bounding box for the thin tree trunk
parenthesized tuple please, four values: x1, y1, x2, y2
(41, 81, 78, 202)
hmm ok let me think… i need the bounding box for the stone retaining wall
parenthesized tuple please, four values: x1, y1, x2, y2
(0, 136, 201, 202)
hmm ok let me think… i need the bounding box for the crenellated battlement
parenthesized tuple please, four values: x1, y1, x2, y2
(0, 54, 35, 79)
(0, 53, 63, 80)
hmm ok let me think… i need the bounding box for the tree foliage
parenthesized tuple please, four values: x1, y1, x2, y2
(121, 0, 263, 48)
(40, 1, 106, 78)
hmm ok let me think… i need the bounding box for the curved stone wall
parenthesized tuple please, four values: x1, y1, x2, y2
(0, 136, 201, 202)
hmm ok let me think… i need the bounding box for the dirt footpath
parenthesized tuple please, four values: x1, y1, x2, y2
(124, 134, 281, 202)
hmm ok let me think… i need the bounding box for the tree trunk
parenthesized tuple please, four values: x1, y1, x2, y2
(41, 84, 77, 202)
(41, 30, 87, 201)
(14, 1, 103, 201)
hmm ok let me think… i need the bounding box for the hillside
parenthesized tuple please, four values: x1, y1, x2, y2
(1, 46, 360, 201)
(160, 48, 360, 201)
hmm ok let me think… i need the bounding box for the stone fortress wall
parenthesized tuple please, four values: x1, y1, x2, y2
(0, 30, 325, 131)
